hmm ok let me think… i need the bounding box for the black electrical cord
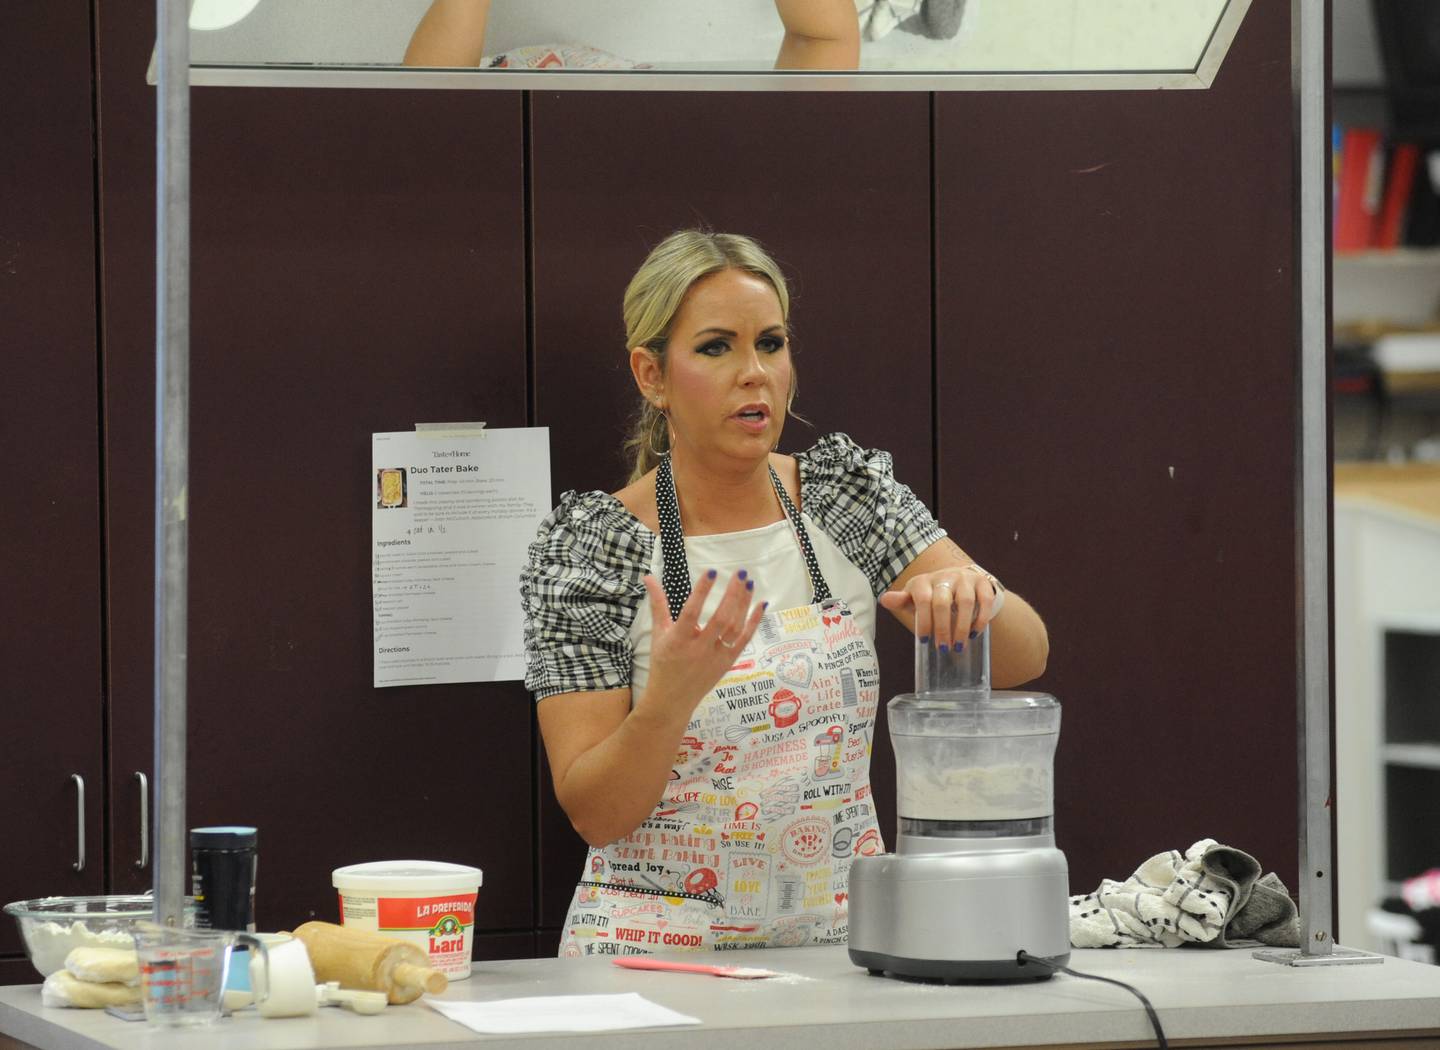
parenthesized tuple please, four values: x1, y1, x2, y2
(1016, 951, 1168, 1050)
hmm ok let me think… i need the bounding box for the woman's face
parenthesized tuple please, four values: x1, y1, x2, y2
(644, 268, 792, 466)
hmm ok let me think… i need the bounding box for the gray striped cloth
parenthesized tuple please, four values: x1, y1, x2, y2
(1070, 838, 1300, 949)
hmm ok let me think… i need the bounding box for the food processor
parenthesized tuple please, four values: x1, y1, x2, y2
(848, 629, 1070, 980)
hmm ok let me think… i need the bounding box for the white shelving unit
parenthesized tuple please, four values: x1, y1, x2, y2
(1334, 492, 1440, 952)
(1334, 250, 1440, 329)
(1382, 742, 1440, 769)
(1377, 613, 1440, 901)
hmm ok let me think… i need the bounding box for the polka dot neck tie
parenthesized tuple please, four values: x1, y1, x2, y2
(654, 453, 832, 622)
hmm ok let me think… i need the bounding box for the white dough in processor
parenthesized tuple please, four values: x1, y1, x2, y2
(897, 763, 1052, 821)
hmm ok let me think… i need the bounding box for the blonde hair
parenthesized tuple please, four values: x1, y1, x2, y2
(622, 230, 798, 482)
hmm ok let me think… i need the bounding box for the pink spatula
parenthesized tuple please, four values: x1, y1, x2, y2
(612, 956, 781, 979)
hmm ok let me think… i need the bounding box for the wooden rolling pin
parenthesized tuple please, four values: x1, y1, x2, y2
(288, 922, 447, 1004)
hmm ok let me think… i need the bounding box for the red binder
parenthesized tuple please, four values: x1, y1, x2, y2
(1376, 143, 1421, 250)
(1335, 127, 1383, 251)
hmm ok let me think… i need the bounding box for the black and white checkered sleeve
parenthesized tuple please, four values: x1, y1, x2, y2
(520, 491, 653, 701)
(798, 433, 947, 598)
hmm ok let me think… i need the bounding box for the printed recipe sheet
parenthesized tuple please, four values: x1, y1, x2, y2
(372, 427, 550, 686)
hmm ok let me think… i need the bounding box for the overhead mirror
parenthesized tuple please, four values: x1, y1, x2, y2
(177, 0, 1250, 89)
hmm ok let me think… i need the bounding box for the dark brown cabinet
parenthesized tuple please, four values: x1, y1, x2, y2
(94, 6, 534, 929)
(1, 2, 107, 962)
(86, 2, 535, 941)
(931, 0, 1299, 893)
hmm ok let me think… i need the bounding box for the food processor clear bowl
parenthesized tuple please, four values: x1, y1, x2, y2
(891, 629, 1060, 836)
(890, 692, 1060, 831)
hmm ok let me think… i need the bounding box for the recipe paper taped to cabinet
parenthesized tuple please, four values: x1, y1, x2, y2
(372, 426, 550, 687)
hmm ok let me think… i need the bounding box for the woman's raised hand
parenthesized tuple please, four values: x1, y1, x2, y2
(640, 570, 766, 720)
(879, 566, 1000, 653)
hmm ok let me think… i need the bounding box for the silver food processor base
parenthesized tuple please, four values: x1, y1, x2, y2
(847, 835, 1071, 982)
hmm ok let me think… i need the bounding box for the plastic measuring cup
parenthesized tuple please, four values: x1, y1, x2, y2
(133, 922, 271, 1026)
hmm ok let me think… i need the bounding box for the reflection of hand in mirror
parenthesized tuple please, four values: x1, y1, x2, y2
(403, 0, 860, 71)
(774, 0, 860, 70)
(403, 0, 491, 68)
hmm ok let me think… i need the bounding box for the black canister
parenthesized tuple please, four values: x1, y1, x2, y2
(190, 826, 258, 932)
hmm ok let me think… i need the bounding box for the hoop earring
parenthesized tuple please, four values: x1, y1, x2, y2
(648, 411, 670, 457)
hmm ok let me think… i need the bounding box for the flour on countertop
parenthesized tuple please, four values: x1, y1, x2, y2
(763, 972, 815, 985)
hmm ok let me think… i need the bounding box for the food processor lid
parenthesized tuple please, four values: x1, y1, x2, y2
(892, 690, 1059, 712)
(909, 626, 1058, 707)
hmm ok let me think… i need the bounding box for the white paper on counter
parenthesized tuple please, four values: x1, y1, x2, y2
(427, 993, 701, 1033)
(372, 426, 550, 687)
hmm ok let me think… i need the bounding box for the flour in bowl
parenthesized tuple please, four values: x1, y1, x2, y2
(27, 922, 135, 977)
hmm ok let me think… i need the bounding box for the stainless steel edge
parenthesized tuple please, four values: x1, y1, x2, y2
(1193, 0, 1253, 88)
(176, 66, 1213, 92)
(1294, 0, 1332, 956)
(153, 0, 190, 929)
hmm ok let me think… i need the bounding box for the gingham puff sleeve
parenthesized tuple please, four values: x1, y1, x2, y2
(798, 433, 948, 598)
(521, 491, 653, 701)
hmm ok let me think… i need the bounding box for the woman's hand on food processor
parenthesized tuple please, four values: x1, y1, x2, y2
(641, 570, 765, 713)
(880, 568, 999, 652)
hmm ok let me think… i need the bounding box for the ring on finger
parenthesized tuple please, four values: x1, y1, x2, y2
(719, 636, 739, 650)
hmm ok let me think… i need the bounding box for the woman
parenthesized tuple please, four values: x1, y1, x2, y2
(403, 0, 861, 70)
(521, 230, 1048, 956)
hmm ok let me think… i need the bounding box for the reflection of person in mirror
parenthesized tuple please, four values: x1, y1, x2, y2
(403, 0, 861, 70)
(520, 230, 1049, 956)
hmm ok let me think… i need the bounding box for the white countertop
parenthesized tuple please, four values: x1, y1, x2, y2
(3, 945, 1440, 1050)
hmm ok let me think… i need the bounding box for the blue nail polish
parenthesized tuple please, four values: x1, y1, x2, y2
(956, 642, 965, 654)
(762, 602, 769, 610)
(919, 635, 930, 645)
(707, 569, 717, 579)
(938, 644, 949, 653)
(746, 581, 754, 591)
(738, 569, 748, 580)
(969, 630, 978, 640)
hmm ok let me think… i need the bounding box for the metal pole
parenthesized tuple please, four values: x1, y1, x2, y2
(153, 0, 190, 928)
(1294, 0, 1331, 958)
(1255, 0, 1377, 972)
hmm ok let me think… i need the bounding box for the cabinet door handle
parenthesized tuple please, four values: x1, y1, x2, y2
(70, 774, 85, 873)
(135, 772, 149, 870)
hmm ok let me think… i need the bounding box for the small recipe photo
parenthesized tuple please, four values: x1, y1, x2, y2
(376, 467, 408, 509)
